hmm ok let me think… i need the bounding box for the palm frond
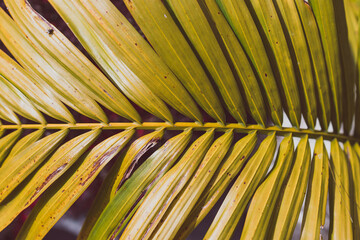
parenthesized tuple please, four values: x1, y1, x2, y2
(0, 0, 359, 239)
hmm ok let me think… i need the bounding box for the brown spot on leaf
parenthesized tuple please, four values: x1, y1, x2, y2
(103, 89, 114, 99)
(47, 28, 54, 35)
(81, 144, 123, 186)
(116, 138, 160, 191)
(30, 163, 68, 202)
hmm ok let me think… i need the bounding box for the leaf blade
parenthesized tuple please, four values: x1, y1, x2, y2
(5, 0, 142, 123)
(300, 137, 329, 240)
(216, 0, 283, 126)
(272, 135, 311, 239)
(164, 0, 247, 124)
(0, 129, 23, 166)
(0, 129, 101, 230)
(294, 0, 331, 130)
(0, 51, 74, 124)
(276, 0, 317, 129)
(203, 0, 267, 126)
(240, 134, 294, 240)
(329, 139, 353, 239)
(247, 0, 301, 127)
(204, 132, 277, 239)
(0, 75, 45, 124)
(175, 131, 257, 239)
(78, 129, 192, 240)
(0, 9, 107, 123)
(105, 129, 214, 240)
(152, 130, 233, 239)
(0, 129, 68, 230)
(123, 0, 226, 123)
(310, 0, 343, 131)
(16, 129, 134, 240)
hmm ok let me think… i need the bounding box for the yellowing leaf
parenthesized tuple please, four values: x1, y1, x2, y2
(272, 135, 311, 239)
(0, 129, 68, 230)
(3, 129, 44, 165)
(0, 129, 100, 230)
(301, 137, 329, 240)
(329, 139, 353, 239)
(5, 0, 142, 123)
(204, 132, 277, 239)
(240, 135, 294, 240)
(16, 129, 134, 240)
(176, 131, 257, 239)
(0, 129, 22, 166)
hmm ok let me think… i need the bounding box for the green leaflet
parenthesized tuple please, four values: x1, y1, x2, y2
(123, 0, 225, 124)
(216, 0, 283, 126)
(152, 130, 233, 239)
(271, 135, 311, 239)
(204, 132, 277, 239)
(329, 139, 353, 239)
(16, 129, 134, 240)
(247, 0, 301, 128)
(0, 129, 100, 230)
(301, 137, 329, 240)
(0, 129, 22, 166)
(203, 0, 266, 126)
(164, 0, 247, 124)
(276, 0, 317, 129)
(240, 134, 294, 240)
(294, 0, 331, 130)
(104, 129, 214, 240)
(0, 8, 107, 123)
(0, 51, 74, 124)
(310, 0, 343, 131)
(175, 131, 257, 239)
(78, 129, 191, 240)
(5, 0, 141, 123)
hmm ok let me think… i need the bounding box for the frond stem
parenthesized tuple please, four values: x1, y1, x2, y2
(0, 122, 358, 142)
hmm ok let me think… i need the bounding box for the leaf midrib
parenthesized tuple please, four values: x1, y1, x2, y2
(0, 122, 357, 142)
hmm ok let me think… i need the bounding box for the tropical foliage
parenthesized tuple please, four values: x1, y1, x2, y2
(0, 0, 359, 239)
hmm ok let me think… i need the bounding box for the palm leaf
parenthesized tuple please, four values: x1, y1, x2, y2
(0, 0, 359, 239)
